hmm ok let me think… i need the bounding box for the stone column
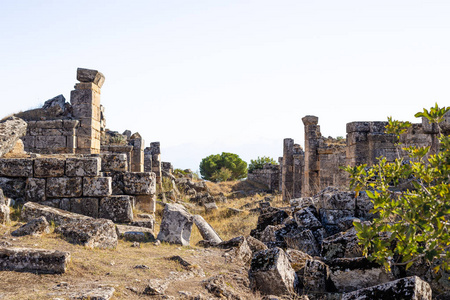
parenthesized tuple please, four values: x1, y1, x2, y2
(144, 147, 152, 172)
(70, 68, 105, 154)
(282, 138, 294, 202)
(293, 144, 304, 198)
(302, 116, 320, 197)
(129, 133, 145, 172)
(150, 142, 162, 188)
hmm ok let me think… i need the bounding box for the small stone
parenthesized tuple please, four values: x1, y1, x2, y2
(11, 216, 50, 236)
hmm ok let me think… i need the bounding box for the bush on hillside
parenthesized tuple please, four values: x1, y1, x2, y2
(248, 156, 278, 173)
(199, 152, 247, 182)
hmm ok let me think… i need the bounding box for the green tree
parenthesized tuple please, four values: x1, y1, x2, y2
(199, 152, 248, 182)
(248, 156, 278, 173)
(343, 104, 450, 273)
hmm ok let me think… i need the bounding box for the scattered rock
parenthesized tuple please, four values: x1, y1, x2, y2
(0, 204, 10, 224)
(0, 117, 27, 158)
(217, 236, 252, 264)
(157, 203, 193, 246)
(116, 224, 155, 242)
(193, 215, 222, 244)
(11, 216, 50, 236)
(143, 279, 169, 296)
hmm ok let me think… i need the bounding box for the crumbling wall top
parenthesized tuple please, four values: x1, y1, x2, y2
(76, 68, 105, 88)
(302, 115, 318, 125)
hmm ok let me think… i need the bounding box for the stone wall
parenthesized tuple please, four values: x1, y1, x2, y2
(247, 163, 280, 192)
(0, 155, 156, 222)
(281, 114, 447, 199)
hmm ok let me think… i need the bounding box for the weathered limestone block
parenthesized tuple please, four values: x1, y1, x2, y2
(100, 153, 127, 172)
(193, 215, 222, 244)
(297, 259, 334, 293)
(11, 216, 50, 236)
(249, 247, 297, 296)
(25, 178, 46, 202)
(286, 249, 312, 272)
(123, 172, 156, 195)
(246, 235, 268, 254)
(356, 191, 375, 220)
(69, 198, 99, 218)
(0, 177, 26, 202)
(65, 157, 101, 177)
(34, 158, 65, 177)
(21, 202, 90, 225)
(99, 195, 133, 223)
(157, 203, 193, 246)
(40, 198, 61, 208)
(327, 257, 393, 293)
(260, 225, 284, 243)
(341, 276, 432, 300)
(35, 136, 67, 149)
(284, 229, 320, 256)
(321, 227, 362, 259)
(83, 177, 112, 197)
(320, 209, 355, 235)
(0, 158, 33, 177)
(116, 224, 155, 242)
(251, 208, 289, 239)
(204, 201, 218, 213)
(319, 191, 356, 210)
(217, 236, 252, 264)
(294, 206, 322, 230)
(7, 139, 24, 155)
(0, 247, 70, 274)
(46, 177, 82, 197)
(77, 68, 105, 88)
(68, 286, 115, 300)
(131, 218, 154, 230)
(55, 218, 118, 249)
(0, 117, 27, 158)
(0, 204, 10, 224)
(0, 188, 5, 205)
(346, 122, 370, 133)
(135, 194, 156, 213)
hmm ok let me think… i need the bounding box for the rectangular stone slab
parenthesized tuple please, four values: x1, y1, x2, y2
(0, 247, 70, 274)
(21, 201, 91, 226)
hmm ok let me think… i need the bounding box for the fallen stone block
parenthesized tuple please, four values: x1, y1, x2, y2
(143, 279, 169, 296)
(68, 286, 115, 300)
(321, 227, 362, 259)
(249, 247, 297, 296)
(0, 247, 70, 274)
(0, 158, 33, 177)
(246, 235, 268, 254)
(65, 157, 101, 177)
(193, 215, 222, 244)
(131, 218, 154, 230)
(77, 67, 105, 88)
(294, 205, 322, 230)
(297, 259, 335, 293)
(99, 195, 133, 223)
(21, 201, 90, 225)
(217, 236, 252, 264)
(34, 157, 65, 177)
(0, 177, 26, 202)
(341, 276, 432, 300)
(0, 204, 10, 224)
(283, 228, 320, 256)
(69, 197, 99, 218)
(11, 216, 50, 236)
(204, 201, 218, 213)
(116, 224, 155, 242)
(123, 172, 156, 195)
(286, 249, 312, 272)
(327, 257, 393, 293)
(46, 177, 82, 198)
(83, 177, 112, 197)
(251, 208, 289, 239)
(0, 117, 27, 158)
(157, 203, 193, 246)
(318, 191, 356, 210)
(55, 218, 118, 249)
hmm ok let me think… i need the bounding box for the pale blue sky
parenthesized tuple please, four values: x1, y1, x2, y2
(1, 1, 449, 171)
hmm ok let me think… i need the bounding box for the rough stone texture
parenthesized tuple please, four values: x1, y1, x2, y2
(66, 157, 101, 177)
(284, 229, 320, 256)
(83, 176, 112, 197)
(286, 249, 312, 272)
(251, 208, 289, 239)
(341, 276, 432, 300)
(77, 67, 105, 88)
(204, 201, 218, 213)
(217, 236, 252, 264)
(11, 216, 50, 236)
(0, 204, 10, 224)
(21, 201, 90, 226)
(46, 177, 82, 198)
(0, 177, 26, 202)
(246, 235, 268, 253)
(99, 195, 133, 223)
(0, 117, 27, 158)
(248, 163, 281, 192)
(100, 153, 127, 172)
(249, 247, 297, 296)
(157, 203, 193, 246)
(0, 188, 4, 206)
(123, 172, 156, 195)
(116, 224, 155, 242)
(55, 218, 118, 249)
(0, 247, 70, 274)
(260, 225, 284, 243)
(193, 215, 222, 244)
(69, 286, 115, 300)
(69, 198, 99, 218)
(297, 259, 334, 294)
(24, 178, 46, 203)
(321, 227, 362, 259)
(0, 158, 33, 177)
(135, 194, 156, 213)
(34, 158, 65, 177)
(326, 257, 393, 293)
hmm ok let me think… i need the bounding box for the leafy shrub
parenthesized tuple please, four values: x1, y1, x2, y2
(248, 156, 278, 173)
(199, 152, 247, 182)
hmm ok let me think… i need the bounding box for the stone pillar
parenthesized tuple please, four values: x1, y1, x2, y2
(278, 157, 283, 193)
(144, 147, 152, 172)
(129, 133, 145, 172)
(150, 142, 162, 188)
(302, 116, 320, 197)
(282, 138, 294, 202)
(70, 68, 105, 154)
(293, 144, 304, 198)
(346, 122, 370, 167)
